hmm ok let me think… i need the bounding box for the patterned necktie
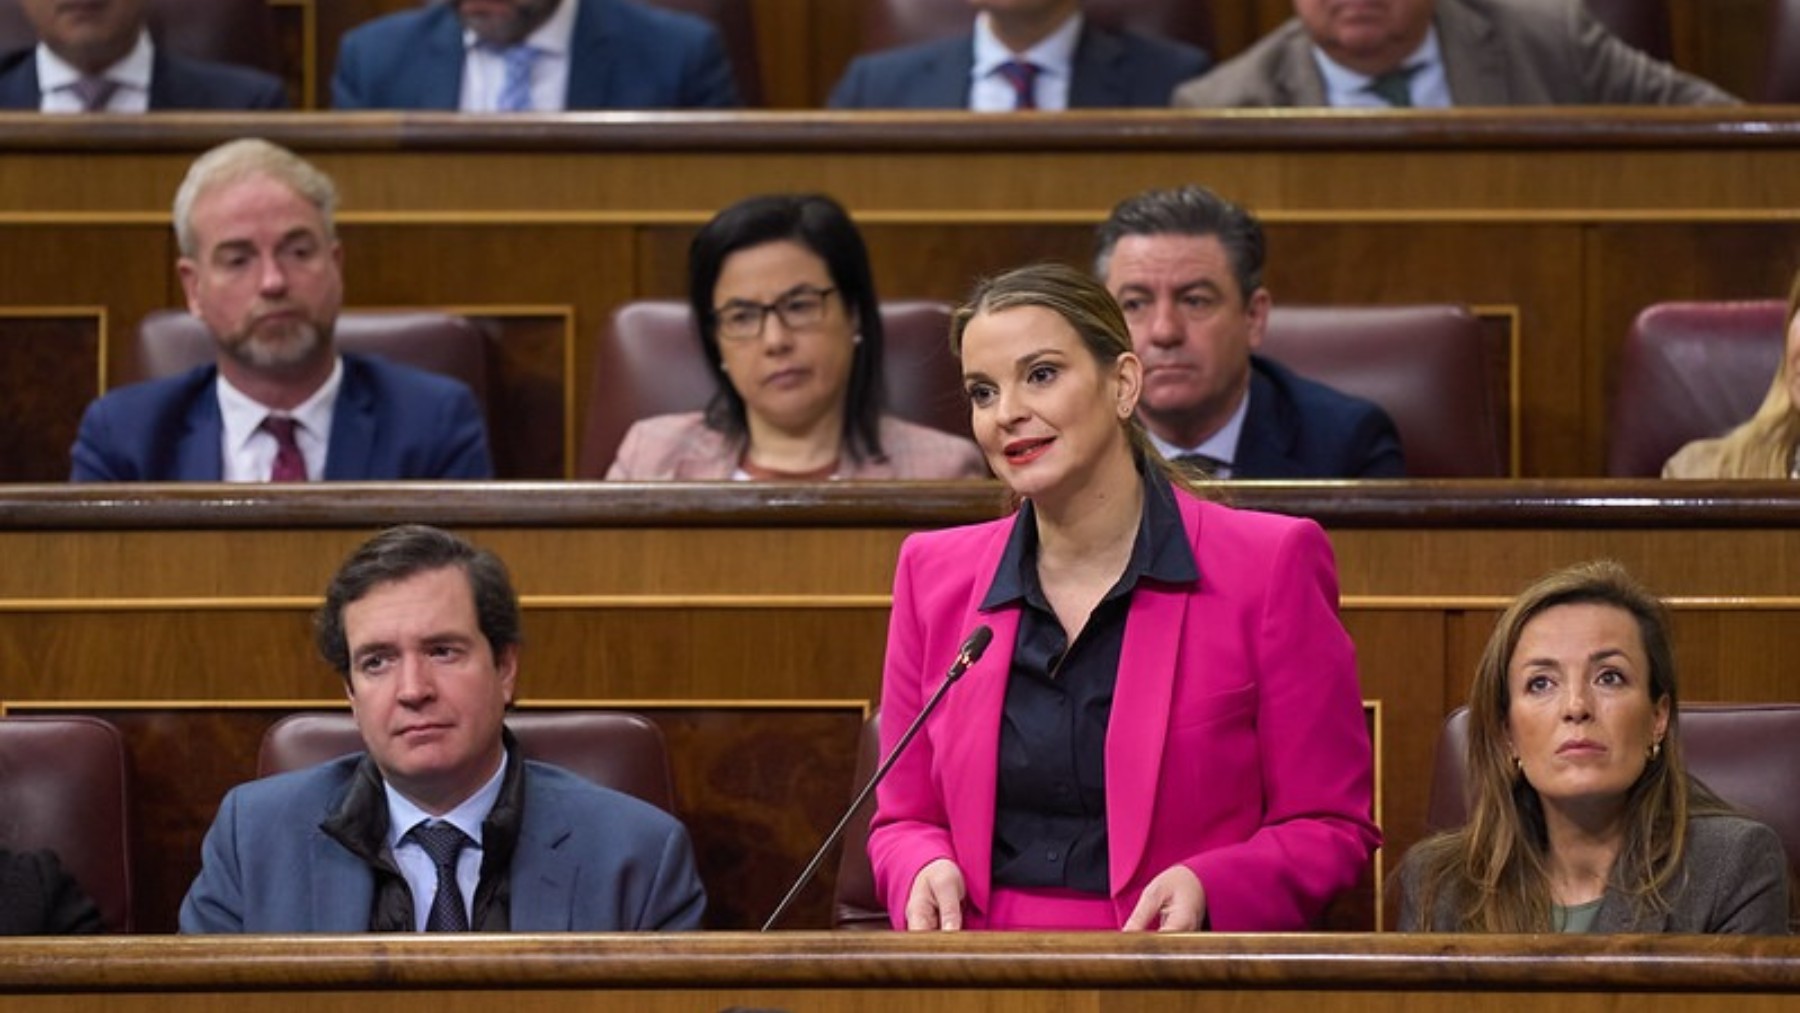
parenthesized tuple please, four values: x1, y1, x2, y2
(1365, 64, 1422, 107)
(1171, 451, 1227, 478)
(407, 821, 471, 932)
(71, 76, 119, 112)
(261, 416, 307, 482)
(496, 44, 539, 112)
(995, 60, 1039, 110)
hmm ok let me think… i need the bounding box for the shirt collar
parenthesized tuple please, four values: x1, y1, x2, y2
(1146, 381, 1251, 471)
(1311, 26, 1441, 106)
(215, 354, 344, 456)
(36, 28, 154, 93)
(462, 0, 578, 58)
(971, 10, 1083, 80)
(382, 744, 509, 851)
(980, 461, 1198, 612)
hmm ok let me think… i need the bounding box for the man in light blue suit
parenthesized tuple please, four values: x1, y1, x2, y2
(332, 0, 737, 111)
(180, 525, 706, 933)
(70, 139, 493, 483)
(828, 0, 1208, 110)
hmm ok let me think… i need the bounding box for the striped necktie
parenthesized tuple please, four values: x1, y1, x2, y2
(995, 60, 1039, 110)
(495, 44, 539, 112)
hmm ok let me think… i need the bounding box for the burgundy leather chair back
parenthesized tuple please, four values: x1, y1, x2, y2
(133, 309, 491, 407)
(0, 0, 277, 72)
(258, 711, 678, 813)
(0, 716, 135, 932)
(832, 711, 887, 930)
(1261, 304, 1505, 478)
(858, 0, 1215, 58)
(1426, 703, 1800, 927)
(1605, 300, 1785, 477)
(1765, 0, 1800, 102)
(1583, 0, 1673, 61)
(578, 300, 965, 478)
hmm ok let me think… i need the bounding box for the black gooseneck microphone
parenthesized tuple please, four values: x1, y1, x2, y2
(760, 624, 994, 931)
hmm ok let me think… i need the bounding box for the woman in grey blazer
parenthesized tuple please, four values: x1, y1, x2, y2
(1398, 561, 1789, 934)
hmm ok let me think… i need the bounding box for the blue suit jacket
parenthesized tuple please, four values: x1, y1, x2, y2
(70, 353, 493, 481)
(178, 756, 706, 932)
(828, 23, 1209, 109)
(332, 0, 737, 110)
(0, 45, 286, 110)
(1234, 355, 1406, 478)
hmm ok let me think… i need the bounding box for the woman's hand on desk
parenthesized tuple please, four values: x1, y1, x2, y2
(1123, 865, 1205, 932)
(905, 858, 968, 931)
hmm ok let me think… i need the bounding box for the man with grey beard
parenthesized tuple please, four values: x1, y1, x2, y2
(71, 139, 492, 482)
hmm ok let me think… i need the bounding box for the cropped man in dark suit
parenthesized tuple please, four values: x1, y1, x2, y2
(1173, 0, 1733, 108)
(829, 0, 1207, 110)
(1096, 185, 1404, 479)
(0, 0, 285, 111)
(181, 525, 705, 932)
(71, 139, 492, 482)
(332, 0, 737, 111)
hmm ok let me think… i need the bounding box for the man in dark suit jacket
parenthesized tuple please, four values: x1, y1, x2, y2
(1173, 0, 1733, 108)
(332, 0, 737, 111)
(1096, 185, 1404, 479)
(830, 0, 1207, 109)
(0, 0, 284, 111)
(180, 525, 706, 932)
(70, 139, 493, 483)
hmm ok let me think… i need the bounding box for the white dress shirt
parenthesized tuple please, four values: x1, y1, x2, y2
(215, 356, 343, 482)
(384, 750, 508, 931)
(458, 0, 578, 112)
(1311, 28, 1450, 109)
(969, 11, 1081, 112)
(1147, 384, 1252, 478)
(35, 30, 153, 113)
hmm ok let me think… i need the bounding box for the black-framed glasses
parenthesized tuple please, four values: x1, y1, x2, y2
(713, 287, 837, 342)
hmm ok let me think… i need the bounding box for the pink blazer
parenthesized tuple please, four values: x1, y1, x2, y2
(606, 412, 988, 480)
(871, 487, 1380, 930)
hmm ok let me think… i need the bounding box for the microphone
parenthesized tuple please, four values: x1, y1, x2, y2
(760, 624, 993, 931)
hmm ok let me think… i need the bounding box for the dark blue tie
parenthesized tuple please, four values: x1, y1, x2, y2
(996, 60, 1039, 110)
(408, 821, 470, 932)
(1172, 452, 1227, 477)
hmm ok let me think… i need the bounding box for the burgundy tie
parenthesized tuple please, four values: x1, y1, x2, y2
(71, 77, 118, 112)
(995, 60, 1039, 110)
(262, 416, 307, 482)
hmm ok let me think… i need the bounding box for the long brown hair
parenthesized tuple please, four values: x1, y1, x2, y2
(948, 261, 1206, 498)
(1405, 560, 1729, 931)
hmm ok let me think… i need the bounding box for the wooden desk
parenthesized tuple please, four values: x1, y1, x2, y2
(5, 111, 1800, 478)
(3, 481, 1798, 932)
(1, 933, 1797, 1011)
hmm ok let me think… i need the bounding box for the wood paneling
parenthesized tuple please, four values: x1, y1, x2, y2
(0, 311, 103, 481)
(1, 483, 1797, 935)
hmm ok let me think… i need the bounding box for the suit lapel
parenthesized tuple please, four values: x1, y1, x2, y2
(308, 830, 376, 930)
(0, 54, 42, 109)
(324, 358, 373, 480)
(415, 7, 466, 110)
(918, 37, 975, 109)
(1067, 25, 1126, 108)
(1233, 362, 1305, 479)
(1276, 25, 1327, 105)
(564, 0, 616, 110)
(937, 519, 1019, 915)
(1104, 493, 1196, 891)
(1436, 0, 1506, 105)
(509, 788, 577, 930)
(176, 382, 225, 480)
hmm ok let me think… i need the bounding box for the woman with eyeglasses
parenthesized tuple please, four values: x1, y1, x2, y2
(607, 193, 987, 480)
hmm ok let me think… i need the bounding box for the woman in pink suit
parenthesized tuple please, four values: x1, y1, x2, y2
(871, 263, 1379, 931)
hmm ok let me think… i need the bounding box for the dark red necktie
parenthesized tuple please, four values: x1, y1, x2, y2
(996, 60, 1039, 110)
(261, 416, 307, 482)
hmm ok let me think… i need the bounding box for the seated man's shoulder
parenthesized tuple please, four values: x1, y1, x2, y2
(221, 754, 365, 816)
(341, 2, 445, 45)
(1172, 18, 1307, 107)
(156, 51, 288, 110)
(828, 35, 970, 108)
(84, 364, 215, 416)
(604, 0, 721, 41)
(342, 352, 476, 401)
(521, 760, 684, 836)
